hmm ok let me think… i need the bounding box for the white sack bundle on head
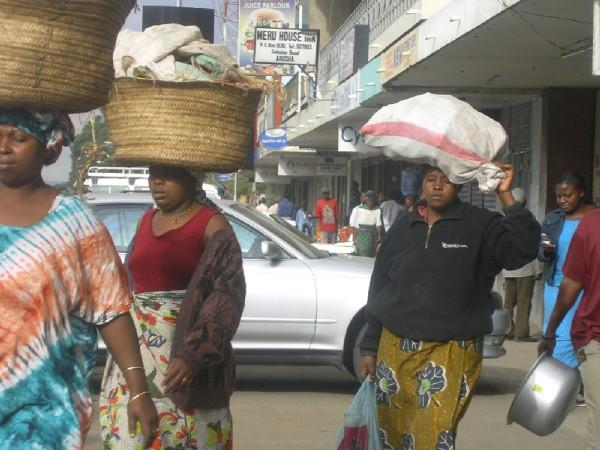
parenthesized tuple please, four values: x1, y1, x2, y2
(360, 93, 508, 193)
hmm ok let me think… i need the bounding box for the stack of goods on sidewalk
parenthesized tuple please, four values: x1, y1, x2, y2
(104, 24, 265, 172)
(0, 0, 136, 112)
(360, 93, 508, 191)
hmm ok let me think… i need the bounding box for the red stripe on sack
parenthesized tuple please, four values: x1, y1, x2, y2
(360, 121, 488, 163)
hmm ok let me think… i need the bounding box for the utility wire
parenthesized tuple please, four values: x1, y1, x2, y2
(516, 9, 592, 25)
(497, 0, 591, 52)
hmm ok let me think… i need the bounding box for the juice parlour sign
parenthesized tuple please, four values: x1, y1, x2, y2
(238, 1, 297, 75)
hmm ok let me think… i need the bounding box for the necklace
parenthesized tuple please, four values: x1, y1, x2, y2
(159, 201, 198, 225)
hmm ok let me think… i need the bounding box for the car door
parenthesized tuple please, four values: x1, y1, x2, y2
(227, 215, 317, 351)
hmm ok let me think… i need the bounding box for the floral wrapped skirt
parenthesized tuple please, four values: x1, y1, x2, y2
(375, 328, 483, 450)
(99, 291, 233, 450)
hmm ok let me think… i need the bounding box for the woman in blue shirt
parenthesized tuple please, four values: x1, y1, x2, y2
(540, 172, 595, 367)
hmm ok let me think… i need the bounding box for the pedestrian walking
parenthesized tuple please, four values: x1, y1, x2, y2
(100, 166, 245, 449)
(404, 194, 416, 213)
(0, 109, 158, 448)
(349, 190, 383, 257)
(380, 190, 404, 232)
(277, 190, 295, 218)
(268, 200, 278, 215)
(347, 181, 361, 224)
(314, 187, 339, 244)
(360, 164, 540, 450)
(296, 202, 311, 236)
(539, 172, 595, 368)
(503, 188, 540, 342)
(255, 197, 269, 214)
(539, 207, 600, 450)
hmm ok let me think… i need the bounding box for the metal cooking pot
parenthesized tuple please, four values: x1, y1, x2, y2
(507, 353, 581, 436)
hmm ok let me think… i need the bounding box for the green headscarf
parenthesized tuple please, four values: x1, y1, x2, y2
(0, 109, 75, 165)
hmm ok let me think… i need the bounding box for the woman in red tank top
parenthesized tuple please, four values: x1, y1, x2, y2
(100, 166, 243, 450)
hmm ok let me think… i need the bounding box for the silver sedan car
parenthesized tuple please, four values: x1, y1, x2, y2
(87, 193, 509, 379)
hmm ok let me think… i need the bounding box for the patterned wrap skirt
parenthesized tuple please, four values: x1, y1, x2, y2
(99, 291, 233, 450)
(375, 328, 483, 450)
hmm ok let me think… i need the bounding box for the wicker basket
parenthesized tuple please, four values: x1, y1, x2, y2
(104, 78, 262, 172)
(0, 0, 135, 113)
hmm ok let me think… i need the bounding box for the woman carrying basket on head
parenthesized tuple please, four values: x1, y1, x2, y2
(100, 165, 245, 450)
(0, 109, 158, 449)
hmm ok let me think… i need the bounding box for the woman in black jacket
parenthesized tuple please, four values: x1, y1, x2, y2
(359, 164, 540, 450)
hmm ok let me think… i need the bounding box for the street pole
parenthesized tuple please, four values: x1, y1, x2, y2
(234, 172, 238, 201)
(296, 4, 304, 114)
(223, 0, 228, 44)
(176, 0, 182, 6)
(594, 0, 600, 75)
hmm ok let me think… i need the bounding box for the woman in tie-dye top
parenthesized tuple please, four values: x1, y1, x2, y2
(0, 109, 158, 449)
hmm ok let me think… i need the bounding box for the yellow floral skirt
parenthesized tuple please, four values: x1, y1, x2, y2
(375, 328, 483, 450)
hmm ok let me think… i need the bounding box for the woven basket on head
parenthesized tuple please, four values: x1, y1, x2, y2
(104, 78, 263, 172)
(0, 0, 135, 113)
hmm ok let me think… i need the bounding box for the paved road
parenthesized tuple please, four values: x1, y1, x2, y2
(85, 341, 587, 449)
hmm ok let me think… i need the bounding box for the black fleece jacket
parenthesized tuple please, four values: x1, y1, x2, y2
(360, 200, 541, 354)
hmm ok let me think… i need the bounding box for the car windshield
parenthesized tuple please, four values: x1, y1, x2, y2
(91, 202, 152, 252)
(230, 204, 329, 259)
(269, 215, 316, 244)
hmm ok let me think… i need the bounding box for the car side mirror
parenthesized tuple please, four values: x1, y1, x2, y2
(261, 240, 283, 260)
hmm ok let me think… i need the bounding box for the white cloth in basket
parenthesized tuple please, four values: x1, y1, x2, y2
(360, 93, 508, 193)
(114, 24, 237, 81)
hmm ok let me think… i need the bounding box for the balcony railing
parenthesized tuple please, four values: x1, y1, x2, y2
(317, 0, 418, 89)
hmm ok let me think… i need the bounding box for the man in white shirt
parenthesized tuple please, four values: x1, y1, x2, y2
(380, 190, 404, 232)
(350, 191, 383, 257)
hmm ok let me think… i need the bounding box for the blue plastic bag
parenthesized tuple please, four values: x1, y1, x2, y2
(330, 378, 384, 450)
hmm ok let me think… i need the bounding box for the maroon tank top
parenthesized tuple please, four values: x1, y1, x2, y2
(128, 206, 219, 293)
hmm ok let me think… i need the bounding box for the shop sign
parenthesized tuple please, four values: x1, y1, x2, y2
(338, 123, 380, 155)
(381, 29, 418, 84)
(215, 173, 233, 182)
(255, 167, 291, 184)
(331, 73, 360, 117)
(316, 155, 347, 176)
(254, 27, 320, 66)
(259, 128, 288, 149)
(359, 56, 382, 102)
(238, 1, 297, 75)
(277, 154, 316, 176)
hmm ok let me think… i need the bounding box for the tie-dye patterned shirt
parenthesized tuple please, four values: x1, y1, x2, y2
(0, 195, 132, 449)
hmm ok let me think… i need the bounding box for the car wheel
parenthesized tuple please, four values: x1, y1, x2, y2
(347, 322, 368, 379)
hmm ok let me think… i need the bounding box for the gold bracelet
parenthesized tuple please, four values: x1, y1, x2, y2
(123, 366, 144, 375)
(128, 391, 151, 404)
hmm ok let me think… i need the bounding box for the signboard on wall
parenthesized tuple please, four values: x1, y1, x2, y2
(254, 27, 319, 66)
(238, 1, 296, 75)
(278, 154, 316, 176)
(331, 73, 360, 117)
(259, 128, 288, 149)
(338, 123, 381, 155)
(381, 29, 418, 84)
(255, 167, 291, 184)
(316, 155, 347, 176)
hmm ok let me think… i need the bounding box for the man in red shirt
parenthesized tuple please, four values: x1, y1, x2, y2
(540, 209, 600, 449)
(314, 187, 339, 244)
